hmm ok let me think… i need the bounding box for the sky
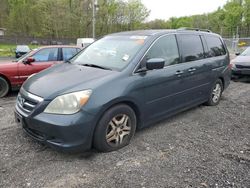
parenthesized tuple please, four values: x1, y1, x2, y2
(141, 0, 228, 21)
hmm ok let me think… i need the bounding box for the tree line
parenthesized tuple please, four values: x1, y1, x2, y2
(0, 0, 249, 38)
(0, 0, 150, 38)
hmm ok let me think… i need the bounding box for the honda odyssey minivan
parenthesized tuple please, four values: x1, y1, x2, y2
(15, 29, 231, 152)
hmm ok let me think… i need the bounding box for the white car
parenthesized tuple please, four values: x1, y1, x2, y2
(76, 38, 95, 48)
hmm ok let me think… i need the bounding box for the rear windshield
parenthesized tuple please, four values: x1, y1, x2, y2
(71, 35, 148, 71)
(16, 45, 30, 52)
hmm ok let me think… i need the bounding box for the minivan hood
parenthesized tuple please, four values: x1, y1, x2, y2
(22, 63, 115, 99)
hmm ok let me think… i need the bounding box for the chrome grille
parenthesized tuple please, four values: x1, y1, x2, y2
(17, 95, 36, 113)
(17, 88, 43, 114)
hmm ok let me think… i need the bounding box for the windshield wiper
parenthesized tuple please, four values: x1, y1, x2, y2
(80, 63, 112, 70)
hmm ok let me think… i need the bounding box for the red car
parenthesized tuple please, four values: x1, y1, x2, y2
(0, 45, 80, 97)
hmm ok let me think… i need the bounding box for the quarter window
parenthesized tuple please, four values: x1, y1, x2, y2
(206, 36, 226, 57)
(146, 35, 180, 66)
(179, 35, 204, 62)
(32, 48, 58, 62)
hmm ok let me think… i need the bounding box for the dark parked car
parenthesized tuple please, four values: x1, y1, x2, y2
(15, 29, 231, 152)
(0, 45, 81, 97)
(15, 45, 30, 58)
(230, 47, 250, 78)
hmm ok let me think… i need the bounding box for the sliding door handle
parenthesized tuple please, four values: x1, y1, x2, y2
(188, 68, 196, 72)
(175, 70, 184, 77)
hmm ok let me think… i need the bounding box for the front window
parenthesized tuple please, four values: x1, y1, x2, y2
(146, 35, 180, 66)
(32, 48, 58, 62)
(71, 36, 148, 70)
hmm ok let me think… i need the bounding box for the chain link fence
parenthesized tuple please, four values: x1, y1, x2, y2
(223, 37, 250, 54)
(1, 34, 250, 56)
(0, 36, 76, 45)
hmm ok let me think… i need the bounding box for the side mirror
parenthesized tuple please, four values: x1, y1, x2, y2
(146, 58, 165, 70)
(235, 52, 240, 56)
(23, 57, 35, 64)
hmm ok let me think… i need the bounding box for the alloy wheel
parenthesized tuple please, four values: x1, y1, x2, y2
(212, 83, 222, 103)
(106, 114, 131, 146)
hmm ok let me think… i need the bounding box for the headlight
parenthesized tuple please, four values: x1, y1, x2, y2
(44, 90, 92, 114)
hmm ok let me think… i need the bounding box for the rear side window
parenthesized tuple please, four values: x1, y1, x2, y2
(206, 36, 226, 57)
(62, 48, 78, 61)
(146, 35, 180, 66)
(178, 35, 204, 62)
(32, 48, 58, 62)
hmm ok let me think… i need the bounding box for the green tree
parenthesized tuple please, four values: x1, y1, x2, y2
(223, 0, 243, 36)
(243, 0, 250, 35)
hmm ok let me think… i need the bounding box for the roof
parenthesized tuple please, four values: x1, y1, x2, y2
(108, 29, 219, 38)
(109, 30, 175, 36)
(38, 45, 79, 49)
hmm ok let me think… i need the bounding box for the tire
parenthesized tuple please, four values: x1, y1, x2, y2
(205, 79, 223, 106)
(93, 104, 137, 152)
(0, 77, 10, 98)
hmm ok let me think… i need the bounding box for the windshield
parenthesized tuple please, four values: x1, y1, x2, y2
(71, 35, 148, 70)
(241, 47, 250, 56)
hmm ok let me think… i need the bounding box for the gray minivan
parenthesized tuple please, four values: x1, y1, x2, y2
(15, 29, 231, 152)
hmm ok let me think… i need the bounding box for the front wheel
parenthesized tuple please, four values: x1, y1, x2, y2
(93, 104, 137, 152)
(205, 79, 223, 106)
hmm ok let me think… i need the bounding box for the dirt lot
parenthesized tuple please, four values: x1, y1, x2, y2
(0, 81, 249, 188)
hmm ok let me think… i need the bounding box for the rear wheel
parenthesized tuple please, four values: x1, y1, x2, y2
(205, 79, 223, 106)
(93, 104, 136, 152)
(0, 77, 9, 98)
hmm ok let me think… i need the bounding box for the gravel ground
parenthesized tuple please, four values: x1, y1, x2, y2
(0, 81, 249, 188)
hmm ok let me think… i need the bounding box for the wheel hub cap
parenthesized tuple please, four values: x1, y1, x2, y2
(212, 83, 222, 103)
(106, 114, 131, 146)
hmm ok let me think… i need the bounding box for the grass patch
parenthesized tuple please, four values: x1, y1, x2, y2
(0, 43, 39, 57)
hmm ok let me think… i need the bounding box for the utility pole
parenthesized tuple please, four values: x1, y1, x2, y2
(92, 0, 98, 39)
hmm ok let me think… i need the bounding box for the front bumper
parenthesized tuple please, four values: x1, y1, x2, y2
(231, 68, 250, 76)
(15, 103, 97, 152)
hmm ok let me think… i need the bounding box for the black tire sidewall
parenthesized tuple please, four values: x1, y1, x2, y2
(0, 77, 9, 98)
(93, 104, 136, 152)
